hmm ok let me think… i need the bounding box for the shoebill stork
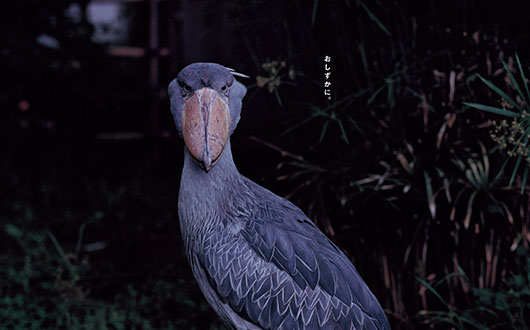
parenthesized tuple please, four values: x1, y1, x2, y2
(168, 63, 390, 330)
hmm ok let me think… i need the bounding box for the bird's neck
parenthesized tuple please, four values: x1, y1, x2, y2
(181, 140, 241, 189)
(178, 140, 244, 241)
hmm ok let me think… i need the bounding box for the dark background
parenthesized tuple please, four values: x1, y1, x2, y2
(2, 0, 530, 329)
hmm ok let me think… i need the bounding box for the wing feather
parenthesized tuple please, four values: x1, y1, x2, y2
(193, 179, 390, 329)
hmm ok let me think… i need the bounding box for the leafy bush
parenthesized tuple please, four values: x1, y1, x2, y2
(0, 181, 226, 330)
(419, 246, 530, 329)
(465, 54, 530, 190)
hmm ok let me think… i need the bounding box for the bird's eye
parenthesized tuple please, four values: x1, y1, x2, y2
(180, 82, 191, 93)
(220, 84, 228, 93)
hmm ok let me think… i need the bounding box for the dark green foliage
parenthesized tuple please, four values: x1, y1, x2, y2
(465, 54, 530, 189)
(0, 180, 226, 329)
(418, 247, 530, 329)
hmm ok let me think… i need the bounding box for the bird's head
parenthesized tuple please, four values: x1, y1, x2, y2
(168, 63, 247, 172)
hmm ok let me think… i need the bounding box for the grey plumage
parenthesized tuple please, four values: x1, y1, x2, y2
(169, 63, 390, 330)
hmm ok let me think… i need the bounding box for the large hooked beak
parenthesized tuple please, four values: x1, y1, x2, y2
(182, 88, 230, 172)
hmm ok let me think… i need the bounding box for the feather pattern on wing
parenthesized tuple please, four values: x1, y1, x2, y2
(191, 177, 389, 330)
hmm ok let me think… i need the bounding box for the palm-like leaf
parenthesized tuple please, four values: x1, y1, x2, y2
(464, 54, 530, 191)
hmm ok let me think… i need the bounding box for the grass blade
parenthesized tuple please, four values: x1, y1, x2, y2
(497, 200, 514, 224)
(424, 171, 436, 219)
(367, 83, 386, 105)
(282, 114, 317, 136)
(46, 230, 78, 279)
(357, 0, 391, 36)
(464, 191, 477, 229)
(311, 0, 319, 26)
(481, 146, 490, 179)
(319, 120, 330, 143)
(516, 54, 530, 105)
(455, 262, 470, 282)
(468, 160, 483, 188)
(465, 169, 480, 190)
(493, 159, 508, 184)
(416, 277, 448, 307)
(509, 155, 523, 187)
(463, 102, 520, 117)
(75, 222, 87, 257)
(477, 74, 524, 112)
(520, 165, 529, 194)
(407, 87, 437, 113)
(502, 60, 528, 107)
(274, 89, 283, 106)
(336, 119, 350, 144)
(348, 116, 365, 134)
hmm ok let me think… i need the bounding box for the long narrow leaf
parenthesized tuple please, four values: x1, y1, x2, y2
(367, 83, 386, 105)
(521, 166, 529, 194)
(455, 313, 489, 328)
(497, 200, 514, 224)
(424, 171, 436, 219)
(464, 191, 477, 229)
(468, 160, 483, 188)
(406, 87, 437, 113)
(336, 119, 350, 144)
(508, 134, 529, 187)
(46, 230, 78, 279)
(482, 146, 490, 179)
(274, 89, 282, 106)
(319, 120, 330, 143)
(282, 114, 317, 136)
(477, 74, 524, 112)
(465, 169, 480, 190)
(416, 277, 448, 307)
(493, 159, 508, 184)
(434, 272, 461, 288)
(509, 155, 522, 187)
(455, 263, 470, 282)
(311, 0, 319, 26)
(283, 92, 366, 136)
(463, 102, 520, 117)
(348, 117, 365, 134)
(75, 222, 87, 257)
(477, 161, 486, 183)
(502, 60, 528, 107)
(450, 187, 468, 221)
(357, 0, 391, 36)
(308, 104, 329, 117)
(516, 54, 530, 105)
